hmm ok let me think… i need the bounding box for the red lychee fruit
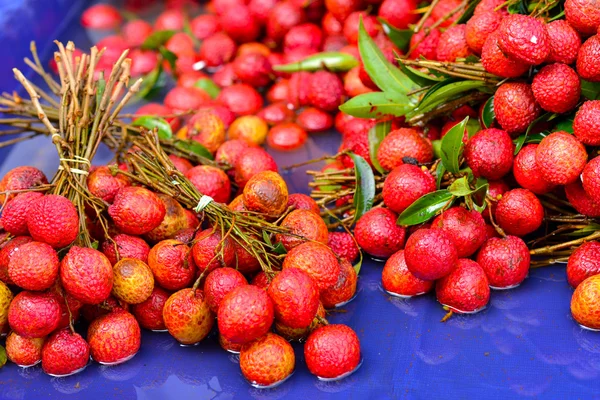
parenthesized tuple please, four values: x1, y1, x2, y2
(404, 228, 458, 281)
(275, 302, 326, 341)
(284, 23, 323, 51)
(287, 193, 321, 215)
(574, 100, 600, 145)
(145, 195, 188, 243)
(235, 147, 278, 187)
(324, 0, 362, 22)
(193, 229, 236, 274)
(0, 166, 47, 204)
(220, 6, 260, 43)
(565, 0, 600, 36)
(566, 180, 600, 217)
(268, 267, 320, 328)
(287, 71, 313, 109)
(164, 87, 211, 114)
(338, 128, 373, 168)
(199, 33, 237, 68)
(9, 291, 60, 338)
(296, 107, 334, 133)
(111, 258, 154, 305)
(532, 63, 581, 114)
(431, 206, 486, 258)
(308, 71, 345, 112)
(345, 65, 374, 97)
(437, 24, 473, 62)
(0, 236, 33, 284)
(465, 11, 503, 55)
(218, 285, 274, 344)
(322, 12, 343, 36)
(216, 139, 252, 168)
(212, 62, 238, 87)
(81, 4, 121, 30)
(87, 166, 130, 204)
(474, 0, 508, 15)
(576, 35, 600, 82)
(0, 191, 43, 235)
(135, 102, 181, 132)
(184, 109, 227, 153)
(327, 231, 360, 263)
(131, 286, 170, 331)
(204, 267, 248, 314)
(149, 240, 195, 291)
(8, 241, 58, 291)
(436, 259, 490, 313)
(243, 170, 288, 216)
(276, 209, 328, 250)
(163, 288, 214, 344)
(304, 324, 361, 378)
(190, 14, 221, 40)
(495, 189, 543, 237)
(240, 333, 295, 386)
(567, 242, 600, 288)
(476, 235, 530, 289)
(100, 234, 150, 266)
(497, 14, 550, 65)
(109, 187, 166, 236)
(282, 242, 340, 290)
(571, 274, 600, 330)
(378, 0, 419, 30)
(536, 131, 588, 185)
(266, 2, 307, 43)
(382, 164, 436, 214)
(233, 52, 273, 88)
(481, 31, 530, 78)
(26, 194, 78, 249)
(464, 128, 514, 180)
(185, 165, 231, 204)
(513, 144, 556, 194)
(164, 32, 194, 56)
(355, 208, 407, 259)
(6, 332, 44, 367)
(41, 329, 89, 376)
(377, 128, 434, 171)
(217, 83, 264, 116)
(60, 246, 113, 305)
(79, 294, 127, 323)
(546, 19, 581, 64)
(320, 258, 358, 308)
(409, 26, 441, 60)
(88, 310, 141, 364)
(267, 122, 308, 151)
(381, 250, 433, 297)
(583, 156, 600, 203)
(258, 102, 295, 126)
(154, 8, 184, 30)
(493, 82, 541, 136)
(343, 12, 380, 45)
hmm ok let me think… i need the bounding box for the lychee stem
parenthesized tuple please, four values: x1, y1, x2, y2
(530, 231, 600, 255)
(440, 307, 453, 322)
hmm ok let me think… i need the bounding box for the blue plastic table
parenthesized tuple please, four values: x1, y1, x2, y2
(2, 1, 600, 399)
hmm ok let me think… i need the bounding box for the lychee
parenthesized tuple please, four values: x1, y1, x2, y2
(476, 235, 530, 289)
(497, 14, 550, 65)
(382, 164, 436, 214)
(41, 329, 89, 376)
(8, 241, 59, 291)
(495, 188, 544, 237)
(148, 239, 195, 291)
(531, 63, 580, 114)
(565, 0, 600, 36)
(276, 209, 328, 250)
(163, 288, 214, 345)
(268, 267, 320, 328)
(573, 100, 600, 145)
(131, 286, 170, 331)
(377, 128, 434, 171)
(327, 231, 360, 263)
(304, 324, 361, 378)
(109, 187, 166, 236)
(240, 333, 295, 386)
(308, 71, 345, 112)
(493, 82, 541, 136)
(26, 194, 79, 249)
(355, 208, 407, 259)
(218, 285, 274, 344)
(203, 267, 248, 314)
(6, 332, 44, 367)
(8, 291, 61, 338)
(0, 191, 43, 236)
(60, 246, 113, 305)
(536, 131, 587, 185)
(465, 11, 503, 55)
(320, 258, 358, 308)
(431, 206, 487, 258)
(88, 310, 141, 364)
(381, 250, 433, 297)
(576, 35, 600, 82)
(437, 24, 473, 62)
(436, 259, 490, 313)
(546, 19, 581, 64)
(404, 228, 458, 281)
(481, 32, 530, 78)
(282, 242, 340, 290)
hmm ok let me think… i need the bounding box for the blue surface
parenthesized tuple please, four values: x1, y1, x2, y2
(2, 1, 600, 399)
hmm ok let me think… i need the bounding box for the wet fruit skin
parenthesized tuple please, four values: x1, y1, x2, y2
(436, 259, 490, 313)
(112, 258, 155, 305)
(287, 193, 321, 215)
(431, 207, 487, 258)
(88, 311, 141, 364)
(497, 14, 550, 65)
(0, 191, 43, 235)
(512, 144, 556, 195)
(355, 208, 407, 259)
(404, 229, 458, 281)
(218, 285, 275, 344)
(267, 122, 308, 151)
(567, 241, 600, 288)
(493, 83, 541, 136)
(320, 258, 358, 308)
(41, 329, 90, 376)
(240, 333, 295, 386)
(101, 234, 151, 266)
(327, 231, 360, 263)
(531, 63, 581, 114)
(377, 128, 434, 171)
(571, 274, 600, 330)
(495, 189, 544, 237)
(0, 166, 47, 203)
(163, 288, 215, 345)
(203, 267, 248, 314)
(304, 324, 361, 379)
(131, 286, 170, 331)
(576, 35, 600, 82)
(8, 291, 61, 338)
(0, 280, 13, 333)
(535, 131, 588, 185)
(243, 171, 289, 216)
(109, 187, 166, 236)
(268, 267, 320, 328)
(381, 250, 433, 297)
(282, 242, 341, 290)
(26, 194, 79, 249)
(6, 332, 44, 367)
(382, 164, 436, 214)
(148, 240, 196, 291)
(573, 100, 600, 145)
(276, 209, 329, 250)
(476, 235, 530, 288)
(60, 246, 113, 305)
(0, 236, 33, 285)
(8, 241, 59, 291)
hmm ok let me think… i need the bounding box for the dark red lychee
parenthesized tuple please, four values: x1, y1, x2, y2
(431, 207, 487, 258)
(354, 208, 407, 259)
(476, 235, 530, 289)
(382, 164, 436, 214)
(464, 128, 514, 180)
(436, 259, 490, 313)
(512, 144, 556, 195)
(495, 189, 544, 237)
(26, 194, 79, 249)
(531, 63, 580, 114)
(404, 228, 458, 281)
(573, 100, 600, 145)
(493, 82, 541, 136)
(497, 14, 550, 65)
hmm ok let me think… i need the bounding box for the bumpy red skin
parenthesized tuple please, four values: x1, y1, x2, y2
(565, 0, 600, 36)
(190, 14, 221, 40)
(481, 32, 530, 78)
(79, 294, 127, 323)
(81, 4, 121, 29)
(436, 259, 490, 313)
(233, 52, 273, 87)
(165, 32, 194, 56)
(193, 229, 236, 274)
(148, 240, 195, 291)
(268, 267, 320, 328)
(574, 100, 600, 145)
(296, 107, 334, 132)
(532, 63, 581, 114)
(377, 128, 434, 171)
(304, 324, 361, 379)
(495, 189, 544, 237)
(355, 208, 407, 259)
(258, 102, 295, 126)
(199, 33, 237, 68)
(88, 311, 141, 364)
(26, 195, 79, 249)
(164, 87, 211, 114)
(220, 6, 260, 43)
(0, 192, 43, 235)
(216, 139, 252, 167)
(131, 286, 170, 331)
(287, 72, 313, 109)
(42, 329, 89, 376)
(382, 164, 436, 214)
(536, 131, 588, 185)
(583, 156, 600, 203)
(154, 8, 184, 30)
(8, 291, 60, 338)
(404, 229, 458, 281)
(325, 0, 363, 22)
(344, 12, 380, 45)
(0, 236, 33, 284)
(109, 187, 166, 236)
(430, 0, 462, 27)
(474, 0, 508, 15)
(409, 27, 441, 60)
(287, 193, 321, 215)
(322, 12, 343, 35)
(6, 332, 43, 367)
(497, 14, 550, 65)
(338, 128, 373, 168)
(145, 194, 188, 243)
(282, 242, 341, 290)
(240, 333, 295, 386)
(308, 71, 345, 112)
(267, 122, 308, 151)
(61, 246, 113, 305)
(168, 155, 193, 174)
(566, 180, 600, 217)
(493, 83, 541, 136)
(185, 165, 231, 204)
(465, 11, 503, 55)
(9, 241, 58, 291)
(251, 271, 270, 289)
(378, 0, 418, 30)
(381, 250, 433, 297)
(436, 25, 473, 62)
(122, 19, 153, 47)
(327, 232, 360, 263)
(577, 35, 600, 82)
(218, 84, 264, 116)
(513, 144, 556, 195)
(276, 209, 328, 250)
(163, 288, 214, 344)
(235, 147, 278, 187)
(431, 207, 487, 258)
(204, 267, 248, 314)
(101, 234, 150, 266)
(546, 20, 581, 64)
(284, 23, 323, 51)
(464, 128, 514, 179)
(212, 63, 238, 87)
(218, 285, 274, 344)
(476, 235, 530, 288)
(266, 2, 306, 42)
(320, 259, 358, 308)
(567, 242, 600, 288)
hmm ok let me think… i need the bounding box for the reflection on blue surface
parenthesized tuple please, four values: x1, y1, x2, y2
(2, 1, 600, 399)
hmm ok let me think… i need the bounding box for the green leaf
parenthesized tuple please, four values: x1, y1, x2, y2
(350, 153, 376, 222)
(174, 140, 215, 160)
(416, 78, 459, 106)
(358, 19, 419, 96)
(368, 120, 391, 173)
(440, 117, 469, 174)
(432, 139, 442, 159)
(339, 91, 415, 118)
(555, 115, 575, 133)
(183, 14, 201, 48)
(378, 17, 413, 51)
(132, 116, 173, 140)
(399, 64, 444, 87)
(354, 250, 363, 275)
(408, 80, 487, 118)
(96, 73, 106, 109)
(397, 190, 454, 226)
(273, 242, 288, 255)
(262, 231, 273, 246)
(566, 223, 600, 237)
(141, 30, 176, 50)
(435, 161, 446, 189)
(581, 79, 600, 100)
(514, 112, 555, 154)
(0, 345, 6, 368)
(466, 118, 481, 138)
(457, 0, 482, 23)
(273, 52, 358, 72)
(159, 47, 178, 71)
(138, 65, 163, 99)
(194, 78, 221, 99)
(481, 96, 495, 128)
(448, 176, 488, 197)
(508, 0, 528, 14)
